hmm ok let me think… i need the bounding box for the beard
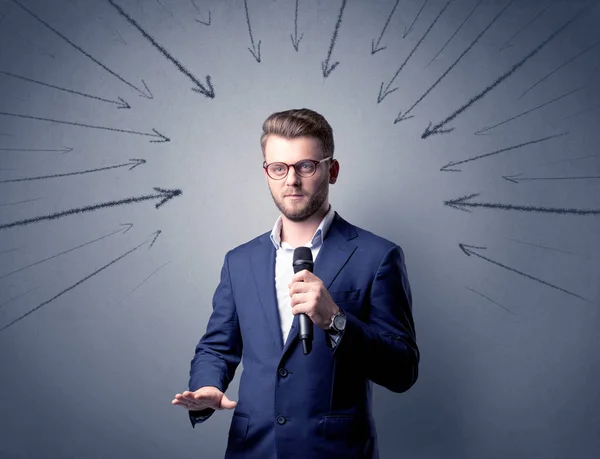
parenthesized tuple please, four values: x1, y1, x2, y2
(270, 176, 329, 222)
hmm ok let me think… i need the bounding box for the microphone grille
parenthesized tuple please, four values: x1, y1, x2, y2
(293, 246, 313, 263)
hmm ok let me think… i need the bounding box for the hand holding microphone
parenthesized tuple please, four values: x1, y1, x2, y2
(290, 247, 342, 355)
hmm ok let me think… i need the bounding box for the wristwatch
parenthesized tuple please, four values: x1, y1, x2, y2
(328, 309, 347, 334)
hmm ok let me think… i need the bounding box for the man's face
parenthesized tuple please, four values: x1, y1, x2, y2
(263, 135, 336, 222)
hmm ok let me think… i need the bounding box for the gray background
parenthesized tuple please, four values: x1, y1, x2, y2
(0, 0, 599, 458)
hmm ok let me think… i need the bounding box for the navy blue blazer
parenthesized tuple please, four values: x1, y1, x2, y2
(187, 212, 419, 459)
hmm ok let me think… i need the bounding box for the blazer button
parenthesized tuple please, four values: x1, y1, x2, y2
(278, 368, 288, 377)
(277, 415, 286, 425)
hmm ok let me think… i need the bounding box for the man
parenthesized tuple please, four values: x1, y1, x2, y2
(172, 108, 419, 458)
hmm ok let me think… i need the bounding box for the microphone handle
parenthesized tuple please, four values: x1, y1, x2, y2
(299, 313, 312, 355)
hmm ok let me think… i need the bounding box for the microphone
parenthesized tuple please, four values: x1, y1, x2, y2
(292, 247, 314, 355)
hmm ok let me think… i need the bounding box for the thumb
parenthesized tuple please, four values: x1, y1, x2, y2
(219, 393, 237, 410)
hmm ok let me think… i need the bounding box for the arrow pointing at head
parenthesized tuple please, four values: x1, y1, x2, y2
(243, 0, 261, 62)
(503, 173, 600, 184)
(371, 0, 400, 55)
(459, 243, 591, 303)
(445, 193, 600, 215)
(0, 111, 169, 143)
(421, 3, 589, 138)
(440, 132, 568, 172)
(0, 159, 145, 184)
(378, 0, 453, 103)
(0, 230, 161, 333)
(107, 0, 214, 98)
(321, 0, 347, 78)
(0, 70, 131, 108)
(0, 187, 182, 231)
(290, 0, 304, 52)
(9, 0, 152, 98)
(0, 223, 134, 281)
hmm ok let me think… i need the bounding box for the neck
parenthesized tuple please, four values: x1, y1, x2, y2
(280, 202, 330, 247)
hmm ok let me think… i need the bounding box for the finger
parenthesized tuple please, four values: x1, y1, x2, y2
(291, 302, 310, 316)
(290, 292, 309, 308)
(172, 398, 193, 409)
(172, 399, 191, 408)
(290, 270, 312, 283)
(220, 394, 237, 410)
(288, 282, 311, 296)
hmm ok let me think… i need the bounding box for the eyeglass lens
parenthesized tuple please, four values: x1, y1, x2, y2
(267, 160, 317, 179)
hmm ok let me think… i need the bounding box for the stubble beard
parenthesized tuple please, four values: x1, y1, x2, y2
(270, 176, 329, 222)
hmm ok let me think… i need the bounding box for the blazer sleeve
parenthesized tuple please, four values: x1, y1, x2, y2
(332, 244, 419, 393)
(187, 250, 243, 427)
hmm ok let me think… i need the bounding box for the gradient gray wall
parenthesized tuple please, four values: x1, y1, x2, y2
(1, 0, 599, 458)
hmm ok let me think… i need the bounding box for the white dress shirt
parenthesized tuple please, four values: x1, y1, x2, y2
(269, 204, 335, 346)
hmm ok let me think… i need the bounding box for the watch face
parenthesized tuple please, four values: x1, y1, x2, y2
(333, 314, 346, 330)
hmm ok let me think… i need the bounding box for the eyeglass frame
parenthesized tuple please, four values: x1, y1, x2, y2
(262, 157, 333, 180)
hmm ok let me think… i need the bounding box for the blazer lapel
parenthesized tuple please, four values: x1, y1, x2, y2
(281, 212, 358, 356)
(251, 235, 284, 351)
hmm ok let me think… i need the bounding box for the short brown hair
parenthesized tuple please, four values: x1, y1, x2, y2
(260, 108, 334, 159)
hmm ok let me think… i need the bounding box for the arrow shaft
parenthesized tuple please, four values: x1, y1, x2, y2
(0, 192, 163, 231)
(519, 38, 600, 99)
(451, 133, 567, 167)
(478, 84, 588, 133)
(0, 162, 136, 184)
(375, 0, 400, 47)
(468, 248, 589, 302)
(324, 0, 347, 66)
(0, 70, 122, 106)
(459, 200, 600, 215)
(0, 111, 158, 138)
(516, 175, 600, 181)
(427, 0, 484, 66)
(428, 4, 588, 134)
(9, 0, 145, 96)
(0, 238, 149, 333)
(405, 0, 429, 36)
(107, 0, 206, 89)
(385, 0, 453, 92)
(294, 0, 299, 38)
(0, 148, 66, 152)
(0, 227, 125, 281)
(244, 0, 256, 48)
(404, 0, 513, 118)
(499, 0, 559, 50)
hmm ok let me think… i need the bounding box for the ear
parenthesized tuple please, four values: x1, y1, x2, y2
(328, 159, 339, 184)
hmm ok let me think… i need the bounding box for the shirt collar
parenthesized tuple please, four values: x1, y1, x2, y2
(270, 204, 335, 249)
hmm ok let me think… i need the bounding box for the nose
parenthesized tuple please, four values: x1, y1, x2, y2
(285, 165, 301, 186)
